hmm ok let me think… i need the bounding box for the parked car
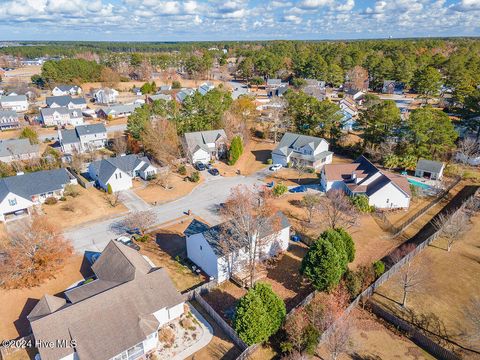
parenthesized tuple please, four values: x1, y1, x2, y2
(289, 185, 307, 193)
(195, 162, 206, 171)
(291, 235, 301, 242)
(208, 168, 220, 176)
(269, 164, 282, 171)
(115, 236, 140, 251)
(206, 163, 213, 169)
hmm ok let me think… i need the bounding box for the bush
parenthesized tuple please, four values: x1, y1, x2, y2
(303, 324, 320, 355)
(335, 228, 355, 263)
(287, 161, 292, 168)
(172, 80, 181, 89)
(190, 171, 200, 182)
(273, 183, 288, 197)
(44, 197, 57, 205)
(228, 136, 243, 165)
(266, 158, 273, 165)
(177, 164, 187, 175)
(350, 194, 374, 213)
(344, 269, 362, 300)
(59, 196, 67, 201)
(107, 183, 113, 194)
(373, 260, 385, 278)
(158, 327, 175, 347)
(306, 167, 315, 174)
(64, 184, 80, 198)
(180, 317, 196, 330)
(61, 203, 75, 212)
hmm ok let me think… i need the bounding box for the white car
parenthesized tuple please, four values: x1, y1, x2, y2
(269, 164, 283, 171)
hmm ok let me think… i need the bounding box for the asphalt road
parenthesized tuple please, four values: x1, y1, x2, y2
(64, 171, 265, 253)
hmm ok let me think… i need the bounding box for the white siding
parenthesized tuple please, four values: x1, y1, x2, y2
(368, 182, 410, 209)
(191, 148, 210, 164)
(104, 169, 132, 192)
(0, 192, 33, 222)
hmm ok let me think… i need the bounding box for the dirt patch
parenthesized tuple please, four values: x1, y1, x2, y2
(203, 281, 247, 324)
(0, 255, 85, 341)
(41, 185, 128, 229)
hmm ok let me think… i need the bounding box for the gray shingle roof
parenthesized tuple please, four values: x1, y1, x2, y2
(90, 155, 150, 184)
(0, 168, 73, 202)
(416, 159, 444, 174)
(55, 85, 80, 92)
(41, 107, 70, 116)
(0, 94, 27, 103)
(0, 138, 40, 157)
(98, 103, 140, 116)
(46, 96, 86, 107)
(75, 123, 106, 136)
(183, 129, 227, 154)
(273, 132, 328, 157)
(59, 129, 79, 144)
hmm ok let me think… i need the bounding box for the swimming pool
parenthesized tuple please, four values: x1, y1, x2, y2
(408, 178, 431, 189)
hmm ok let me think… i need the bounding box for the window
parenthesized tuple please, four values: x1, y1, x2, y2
(8, 198, 17, 206)
(200, 245, 203, 251)
(115, 174, 118, 180)
(386, 198, 390, 203)
(119, 172, 122, 178)
(127, 343, 144, 360)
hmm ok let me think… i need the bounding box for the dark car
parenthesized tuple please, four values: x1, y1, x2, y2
(208, 168, 220, 176)
(195, 162, 206, 171)
(289, 185, 307, 193)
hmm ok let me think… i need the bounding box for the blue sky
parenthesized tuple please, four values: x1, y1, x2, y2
(0, 0, 479, 41)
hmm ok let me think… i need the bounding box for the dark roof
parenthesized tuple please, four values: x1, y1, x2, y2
(90, 155, 151, 184)
(75, 123, 106, 136)
(0, 168, 73, 202)
(46, 96, 86, 107)
(184, 219, 210, 237)
(0, 139, 40, 157)
(60, 129, 79, 144)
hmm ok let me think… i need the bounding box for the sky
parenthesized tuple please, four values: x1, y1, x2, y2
(0, 0, 479, 41)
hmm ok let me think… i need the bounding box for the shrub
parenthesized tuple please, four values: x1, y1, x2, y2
(335, 228, 355, 263)
(350, 194, 374, 213)
(136, 235, 149, 243)
(303, 324, 320, 355)
(61, 203, 75, 212)
(59, 196, 67, 201)
(344, 269, 362, 300)
(107, 183, 113, 194)
(266, 158, 273, 165)
(20, 126, 39, 144)
(180, 317, 195, 330)
(228, 136, 243, 165)
(158, 327, 175, 347)
(44, 197, 57, 205)
(373, 260, 385, 278)
(177, 164, 187, 175)
(172, 80, 181, 89)
(306, 167, 315, 174)
(190, 171, 200, 182)
(64, 184, 80, 198)
(273, 183, 288, 197)
(287, 161, 292, 168)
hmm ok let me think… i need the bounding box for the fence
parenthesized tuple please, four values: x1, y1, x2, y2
(67, 167, 94, 189)
(368, 302, 461, 360)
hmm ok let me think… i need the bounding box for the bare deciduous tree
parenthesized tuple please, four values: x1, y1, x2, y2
(300, 193, 321, 224)
(111, 133, 128, 155)
(433, 209, 470, 252)
(293, 161, 308, 183)
(325, 316, 353, 360)
(219, 185, 281, 288)
(122, 209, 157, 235)
(465, 297, 480, 348)
(142, 118, 180, 166)
(265, 97, 290, 143)
(319, 190, 357, 229)
(391, 244, 424, 308)
(456, 138, 480, 164)
(284, 308, 309, 352)
(154, 167, 173, 190)
(104, 192, 120, 207)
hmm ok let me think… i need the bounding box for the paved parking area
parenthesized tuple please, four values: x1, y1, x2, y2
(119, 189, 151, 211)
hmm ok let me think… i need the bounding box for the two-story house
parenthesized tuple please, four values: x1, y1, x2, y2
(272, 132, 333, 169)
(92, 88, 119, 104)
(183, 129, 228, 164)
(0, 94, 28, 112)
(51, 85, 82, 96)
(46, 95, 87, 110)
(0, 139, 41, 163)
(40, 107, 84, 127)
(58, 124, 107, 154)
(28, 240, 184, 360)
(0, 110, 20, 130)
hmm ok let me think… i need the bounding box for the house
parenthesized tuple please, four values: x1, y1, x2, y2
(176, 88, 195, 103)
(0, 139, 41, 163)
(147, 94, 172, 103)
(266, 78, 289, 97)
(198, 82, 214, 96)
(345, 89, 365, 103)
(320, 155, 411, 209)
(132, 87, 142, 96)
(40, 107, 84, 127)
(302, 81, 326, 101)
(415, 159, 445, 180)
(382, 80, 405, 95)
(96, 103, 141, 119)
(52, 85, 82, 96)
(339, 97, 358, 117)
(186, 212, 291, 283)
(92, 88, 119, 104)
(59, 124, 107, 154)
(0, 94, 28, 111)
(272, 132, 333, 169)
(183, 129, 228, 164)
(88, 154, 157, 192)
(28, 240, 184, 360)
(0, 110, 20, 130)
(0, 168, 76, 222)
(159, 85, 172, 91)
(46, 96, 87, 110)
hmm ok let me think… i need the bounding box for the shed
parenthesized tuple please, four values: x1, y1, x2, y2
(415, 159, 445, 180)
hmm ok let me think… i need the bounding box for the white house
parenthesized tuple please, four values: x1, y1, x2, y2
(92, 88, 119, 104)
(0, 139, 41, 163)
(0, 95, 28, 112)
(52, 85, 82, 97)
(183, 129, 228, 164)
(272, 132, 333, 169)
(59, 124, 107, 154)
(88, 154, 157, 192)
(46, 95, 87, 110)
(186, 212, 291, 283)
(96, 103, 141, 119)
(415, 159, 445, 180)
(0, 168, 77, 222)
(0, 110, 20, 130)
(320, 155, 411, 209)
(40, 107, 84, 126)
(28, 240, 184, 360)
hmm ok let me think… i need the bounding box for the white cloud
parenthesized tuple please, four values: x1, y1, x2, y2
(284, 15, 302, 24)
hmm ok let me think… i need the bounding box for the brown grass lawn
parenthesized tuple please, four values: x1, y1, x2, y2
(41, 185, 127, 229)
(316, 308, 435, 360)
(0, 255, 85, 341)
(372, 214, 480, 357)
(133, 170, 203, 205)
(264, 167, 319, 187)
(139, 219, 208, 292)
(186, 301, 242, 360)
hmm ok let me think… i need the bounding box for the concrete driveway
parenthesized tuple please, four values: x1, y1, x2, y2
(119, 189, 151, 211)
(64, 173, 264, 253)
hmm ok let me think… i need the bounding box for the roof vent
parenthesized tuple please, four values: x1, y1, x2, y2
(16, 171, 24, 176)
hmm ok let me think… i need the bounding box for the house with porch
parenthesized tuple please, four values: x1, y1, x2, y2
(46, 96, 87, 110)
(52, 85, 82, 96)
(28, 240, 184, 360)
(415, 159, 445, 180)
(0, 110, 20, 130)
(0, 139, 41, 163)
(59, 124, 107, 154)
(183, 129, 228, 164)
(88, 154, 157, 192)
(40, 107, 84, 126)
(92, 88, 119, 104)
(0, 168, 77, 222)
(272, 132, 333, 169)
(320, 155, 411, 209)
(186, 212, 291, 283)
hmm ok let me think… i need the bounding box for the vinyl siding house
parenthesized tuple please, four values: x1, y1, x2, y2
(186, 212, 291, 283)
(96, 103, 141, 119)
(415, 159, 445, 180)
(272, 132, 333, 169)
(183, 129, 228, 164)
(147, 94, 172, 103)
(382, 80, 405, 95)
(46, 96, 87, 110)
(266, 79, 289, 97)
(52, 85, 82, 96)
(28, 240, 184, 360)
(0, 168, 77, 222)
(198, 82, 214, 96)
(93, 88, 119, 105)
(40, 107, 84, 127)
(0, 110, 20, 130)
(88, 154, 157, 192)
(320, 155, 411, 209)
(175, 88, 195, 103)
(0, 95, 28, 111)
(0, 139, 41, 163)
(59, 124, 107, 154)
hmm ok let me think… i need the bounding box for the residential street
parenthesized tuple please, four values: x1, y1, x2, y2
(64, 172, 265, 253)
